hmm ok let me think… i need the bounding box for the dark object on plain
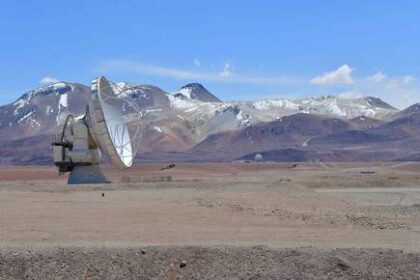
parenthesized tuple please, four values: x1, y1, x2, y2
(160, 164, 176, 170)
(360, 170, 376, 174)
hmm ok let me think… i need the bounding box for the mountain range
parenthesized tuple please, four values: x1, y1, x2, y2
(0, 80, 419, 165)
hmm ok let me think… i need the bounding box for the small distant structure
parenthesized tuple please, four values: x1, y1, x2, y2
(254, 153, 264, 162)
(360, 170, 375, 174)
(160, 164, 176, 170)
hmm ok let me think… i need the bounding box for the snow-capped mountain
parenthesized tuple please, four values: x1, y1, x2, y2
(0, 81, 399, 142)
(173, 83, 222, 103)
(166, 93, 397, 140)
(0, 80, 404, 164)
(0, 82, 89, 140)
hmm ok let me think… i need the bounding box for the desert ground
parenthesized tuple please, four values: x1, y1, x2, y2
(0, 162, 420, 279)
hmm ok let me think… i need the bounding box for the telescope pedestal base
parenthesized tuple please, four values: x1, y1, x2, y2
(68, 165, 111, 184)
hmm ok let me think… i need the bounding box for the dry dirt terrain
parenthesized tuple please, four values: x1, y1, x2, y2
(0, 162, 420, 279)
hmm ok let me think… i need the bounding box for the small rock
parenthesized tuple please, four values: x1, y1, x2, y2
(101, 193, 105, 197)
(180, 260, 187, 268)
(141, 249, 146, 255)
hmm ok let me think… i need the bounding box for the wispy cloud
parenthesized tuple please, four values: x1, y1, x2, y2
(310, 66, 420, 108)
(99, 59, 302, 86)
(40, 76, 60, 84)
(402, 75, 416, 85)
(339, 90, 364, 99)
(193, 58, 201, 67)
(366, 72, 386, 83)
(98, 59, 420, 109)
(219, 61, 232, 77)
(310, 64, 354, 86)
(357, 72, 419, 109)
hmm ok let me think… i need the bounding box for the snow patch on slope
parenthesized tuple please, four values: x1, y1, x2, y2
(252, 99, 300, 110)
(59, 93, 68, 108)
(16, 111, 40, 127)
(13, 82, 74, 116)
(46, 105, 53, 115)
(13, 99, 27, 116)
(325, 101, 346, 117)
(177, 87, 193, 99)
(112, 82, 134, 95)
(17, 111, 34, 123)
(249, 95, 393, 119)
(167, 94, 197, 110)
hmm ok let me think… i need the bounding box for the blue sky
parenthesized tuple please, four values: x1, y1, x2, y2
(1, 0, 420, 108)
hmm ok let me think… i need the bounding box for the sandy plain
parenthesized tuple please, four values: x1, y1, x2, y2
(0, 162, 420, 279)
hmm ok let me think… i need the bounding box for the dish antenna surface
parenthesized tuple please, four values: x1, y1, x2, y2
(52, 76, 142, 184)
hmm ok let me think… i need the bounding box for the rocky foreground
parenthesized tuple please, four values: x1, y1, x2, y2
(1, 163, 420, 279)
(1, 246, 419, 279)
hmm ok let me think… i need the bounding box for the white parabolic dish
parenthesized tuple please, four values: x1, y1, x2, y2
(89, 76, 133, 169)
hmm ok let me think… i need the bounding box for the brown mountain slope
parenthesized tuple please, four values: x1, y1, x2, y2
(192, 113, 351, 154)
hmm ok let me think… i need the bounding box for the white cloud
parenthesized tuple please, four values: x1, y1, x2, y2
(310, 64, 354, 86)
(40, 76, 60, 84)
(193, 58, 201, 67)
(339, 90, 364, 99)
(312, 68, 419, 108)
(384, 75, 417, 89)
(98, 60, 420, 109)
(367, 72, 386, 83)
(219, 62, 232, 77)
(100, 60, 301, 86)
(402, 75, 416, 85)
(386, 79, 399, 89)
(359, 72, 420, 109)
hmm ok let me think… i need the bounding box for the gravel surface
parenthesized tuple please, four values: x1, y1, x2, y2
(1, 163, 420, 279)
(1, 246, 420, 280)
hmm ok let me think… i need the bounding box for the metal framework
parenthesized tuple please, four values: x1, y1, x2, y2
(52, 76, 143, 184)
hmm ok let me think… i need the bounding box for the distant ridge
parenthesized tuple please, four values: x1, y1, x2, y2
(0, 80, 415, 165)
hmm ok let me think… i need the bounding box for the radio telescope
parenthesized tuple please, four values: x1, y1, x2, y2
(52, 76, 143, 184)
